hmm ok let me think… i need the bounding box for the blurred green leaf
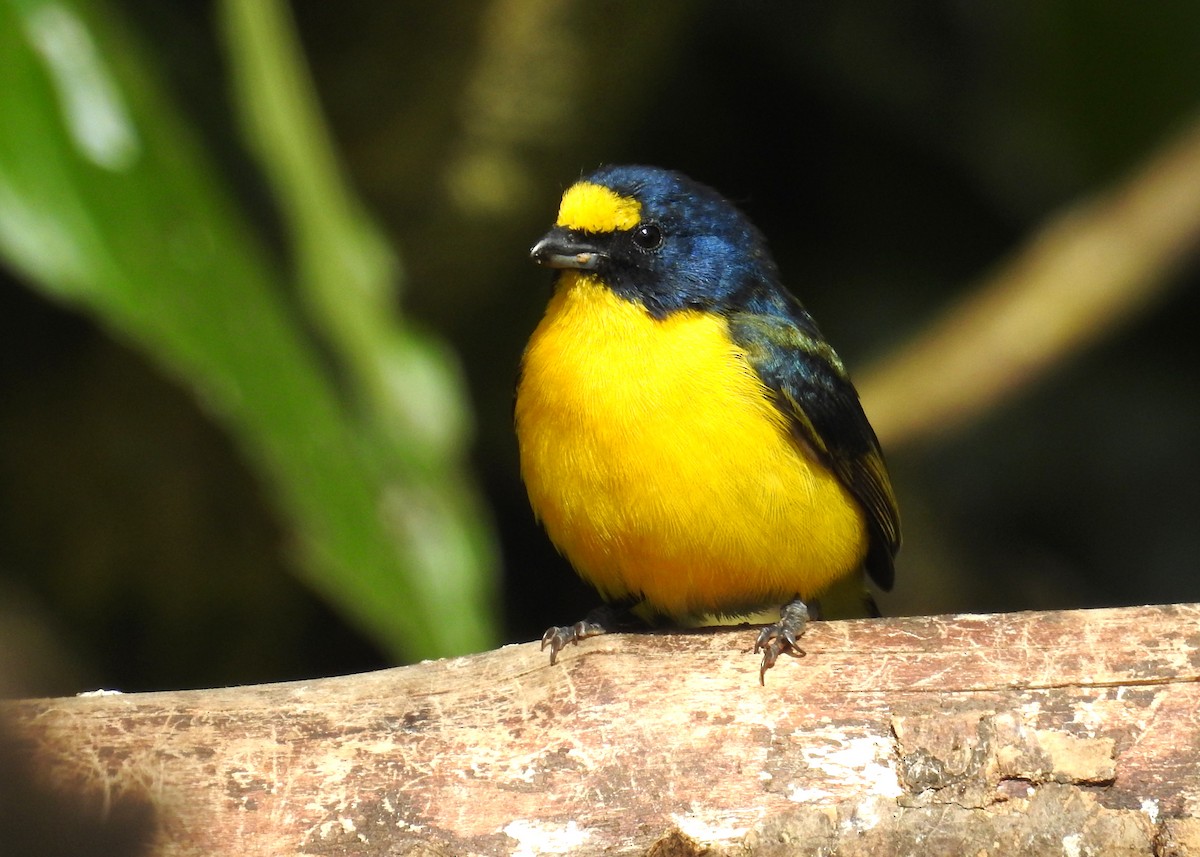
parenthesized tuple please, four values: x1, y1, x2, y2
(0, 0, 499, 662)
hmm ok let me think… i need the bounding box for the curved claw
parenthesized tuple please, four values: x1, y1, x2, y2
(541, 619, 606, 665)
(753, 598, 811, 684)
(754, 636, 806, 684)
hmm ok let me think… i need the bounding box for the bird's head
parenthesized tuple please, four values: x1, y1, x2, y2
(530, 165, 781, 318)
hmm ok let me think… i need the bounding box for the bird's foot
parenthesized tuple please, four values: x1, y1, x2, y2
(753, 598, 810, 684)
(541, 620, 607, 665)
(541, 603, 638, 665)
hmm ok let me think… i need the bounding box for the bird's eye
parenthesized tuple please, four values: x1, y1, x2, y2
(631, 222, 664, 251)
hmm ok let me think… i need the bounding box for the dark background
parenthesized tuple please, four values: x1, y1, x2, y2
(2, 1, 1199, 695)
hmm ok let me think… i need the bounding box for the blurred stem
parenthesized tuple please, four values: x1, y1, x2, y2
(219, 0, 499, 656)
(859, 112, 1200, 450)
(220, 0, 465, 459)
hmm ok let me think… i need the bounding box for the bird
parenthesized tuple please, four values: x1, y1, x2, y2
(514, 165, 900, 682)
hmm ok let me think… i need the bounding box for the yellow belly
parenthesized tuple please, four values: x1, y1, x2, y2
(515, 273, 869, 618)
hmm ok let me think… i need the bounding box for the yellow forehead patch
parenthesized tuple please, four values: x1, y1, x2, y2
(556, 182, 641, 232)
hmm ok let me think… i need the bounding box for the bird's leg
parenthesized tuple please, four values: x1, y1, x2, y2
(541, 601, 639, 665)
(754, 597, 810, 684)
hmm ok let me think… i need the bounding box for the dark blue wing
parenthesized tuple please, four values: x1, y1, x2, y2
(728, 304, 900, 591)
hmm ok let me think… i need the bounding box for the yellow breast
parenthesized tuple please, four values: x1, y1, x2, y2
(515, 273, 869, 618)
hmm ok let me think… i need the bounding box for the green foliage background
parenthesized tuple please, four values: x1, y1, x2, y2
(0, 0, 498, 689)
(1, 0, 1198, 693)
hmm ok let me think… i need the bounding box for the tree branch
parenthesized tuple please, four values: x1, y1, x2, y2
(859, 112, 1200, 451)
(5, 604, 1200, 856)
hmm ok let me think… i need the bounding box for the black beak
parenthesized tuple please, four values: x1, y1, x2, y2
(530, 228, 603, 271)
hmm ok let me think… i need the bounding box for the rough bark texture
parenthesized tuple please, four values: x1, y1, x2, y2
(4, 604, 1200, 856)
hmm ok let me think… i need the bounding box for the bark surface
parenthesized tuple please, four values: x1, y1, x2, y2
(5, 604, 1200, 856)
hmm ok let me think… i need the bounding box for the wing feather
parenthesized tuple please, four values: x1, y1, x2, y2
(728, 309, 900, 590)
